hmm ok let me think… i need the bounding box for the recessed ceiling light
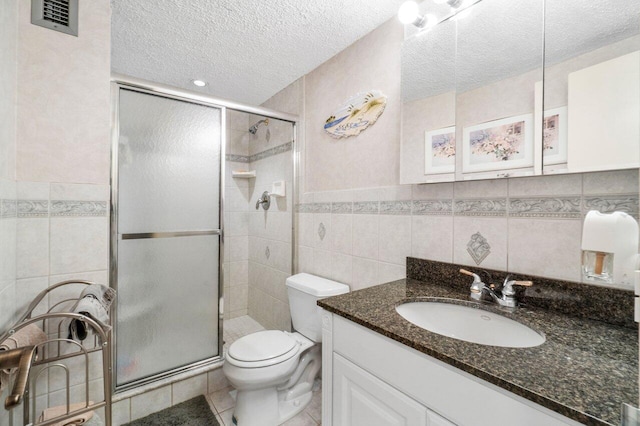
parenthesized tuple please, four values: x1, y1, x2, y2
(192, 79, 207, 87)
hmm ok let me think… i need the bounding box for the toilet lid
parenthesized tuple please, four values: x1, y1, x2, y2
(228, 330, 297, 363)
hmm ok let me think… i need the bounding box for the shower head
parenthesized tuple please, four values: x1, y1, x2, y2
(249, 118, 269, 134)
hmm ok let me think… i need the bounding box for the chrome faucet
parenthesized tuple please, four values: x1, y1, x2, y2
(460, 269, 533, 309)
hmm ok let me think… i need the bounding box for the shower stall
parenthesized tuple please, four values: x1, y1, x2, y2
(110, 76, 297, 392)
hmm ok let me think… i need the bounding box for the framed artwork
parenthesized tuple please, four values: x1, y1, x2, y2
(462, 114, 534, 173)
(425, 126, 456, 174)
(542, 106, 568, 165)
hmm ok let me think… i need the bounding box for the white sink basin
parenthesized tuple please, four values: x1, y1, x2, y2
(396, 301, 545, 348)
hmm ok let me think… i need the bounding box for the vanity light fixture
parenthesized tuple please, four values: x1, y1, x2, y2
(433, 0, 464, 8)
(398, 1, 437, 29)
(192, 79, 207, 87)
(399, 0, 481, 28)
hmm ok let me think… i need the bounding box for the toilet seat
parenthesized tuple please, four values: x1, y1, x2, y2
(227, 330, 300, 369)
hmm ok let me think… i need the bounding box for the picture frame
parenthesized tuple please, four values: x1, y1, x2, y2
(424, 126, 456, 174)
(462, 114, 534, 174)
(542, 106, 568, 165)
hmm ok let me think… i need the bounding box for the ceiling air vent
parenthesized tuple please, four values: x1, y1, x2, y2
(31, 0, 78, 37)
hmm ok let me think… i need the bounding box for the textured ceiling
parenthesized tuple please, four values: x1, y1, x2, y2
(402, 0, 640, 102)
(111, 0, 405, 105)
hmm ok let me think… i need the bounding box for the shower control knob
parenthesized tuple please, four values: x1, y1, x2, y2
(255, 191, 271, 210)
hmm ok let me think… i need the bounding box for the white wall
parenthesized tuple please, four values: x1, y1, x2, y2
(304, 19, 403, 192)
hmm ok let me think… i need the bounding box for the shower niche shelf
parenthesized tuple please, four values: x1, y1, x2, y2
(232, 170, 256, 179)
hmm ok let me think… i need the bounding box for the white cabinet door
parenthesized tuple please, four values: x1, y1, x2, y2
(333, 353, 429, 426)
(428, 411, 456, 426)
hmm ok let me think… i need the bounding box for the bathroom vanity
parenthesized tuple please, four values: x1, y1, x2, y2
(318, 259, 638, 426)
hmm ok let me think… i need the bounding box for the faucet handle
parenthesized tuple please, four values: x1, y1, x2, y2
(460, 269, 486, 297)
(502, 280, 533, 297)
(460, 269, 481, 283)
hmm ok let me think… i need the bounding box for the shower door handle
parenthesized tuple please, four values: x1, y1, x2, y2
(120, 230, 221, 240)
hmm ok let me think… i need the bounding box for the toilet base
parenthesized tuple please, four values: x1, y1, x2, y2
(231, 386, 313, 426)
(230, 345, 321, 425)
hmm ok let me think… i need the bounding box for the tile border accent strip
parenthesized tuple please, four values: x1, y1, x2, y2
(353, 201, 379, 214)
(51, 200, 108, 217)
(584, 194, 639, 218)
(226, 141, 293, 164)
(250, 141, 293, 162)
(17, 200, 49, 218)
(0, 199, 17, 218)
(412, 200, 453, 215)
(4, 199, 109, 218)
(295, 193, 640, 219)
(331, 202, 353, 214)
(454, 199, 507, 217)
(226, 154, 250, 163)
(380, 200, 412, 215)
(509, 197, 581, 219)
(312, 202, 331, 214)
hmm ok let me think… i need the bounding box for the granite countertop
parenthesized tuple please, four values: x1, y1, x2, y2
(318, 278, 638, 426)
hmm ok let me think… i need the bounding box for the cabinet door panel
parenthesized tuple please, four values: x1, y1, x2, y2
(333, 353, 428, 426)
(428, 411, 456, 426)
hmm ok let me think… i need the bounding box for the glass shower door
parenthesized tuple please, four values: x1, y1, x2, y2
(113, 88, 222, 389)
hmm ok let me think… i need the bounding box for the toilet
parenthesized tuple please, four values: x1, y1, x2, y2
(223, 273, 349, 426)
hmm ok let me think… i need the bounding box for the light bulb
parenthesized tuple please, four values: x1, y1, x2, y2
(192, 79, 207, 87)
(398, 1, 420, 25)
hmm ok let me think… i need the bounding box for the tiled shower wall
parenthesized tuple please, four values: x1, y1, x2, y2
(224, 110, 251, 320)
(246, 131, 294, 331)
(297, 170, 639, 291)
(225, 106, 296, 330)
(245, 80, 301, 330)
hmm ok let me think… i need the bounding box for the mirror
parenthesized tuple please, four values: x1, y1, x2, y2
(400, 0, 545, 184)
(455, 0, 544, 181)
(542, 0, 640, 174)
(400, 17, 456, 184)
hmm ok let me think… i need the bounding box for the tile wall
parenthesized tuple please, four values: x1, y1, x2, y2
(1, 2, 112, 426)
(244, 79, 302, 330)
(246, 135, 294, 331)
(225, 105, 296, 330)
(224, 110, 251, 320)
(0, 0, 18, 336)
(5, 0, 112, 324)
(297, 170, 639, 291)
(14, 182, 110, 311)
(254, 17, 640, 330)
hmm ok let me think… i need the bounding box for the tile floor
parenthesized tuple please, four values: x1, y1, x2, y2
(206, 315, 322, 425)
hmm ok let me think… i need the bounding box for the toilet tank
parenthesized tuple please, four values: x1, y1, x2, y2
(286, 273, 349, 342)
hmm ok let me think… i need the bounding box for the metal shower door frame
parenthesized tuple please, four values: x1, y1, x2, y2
(109, 75, 298, 394)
